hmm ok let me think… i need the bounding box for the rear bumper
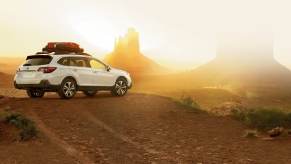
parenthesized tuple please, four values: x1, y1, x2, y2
(14, 80, 59, 91)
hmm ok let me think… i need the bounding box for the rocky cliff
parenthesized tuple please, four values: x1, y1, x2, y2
(105, 28, 167, 76)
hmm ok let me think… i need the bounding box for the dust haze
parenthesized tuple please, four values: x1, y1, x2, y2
(1, 30, 291, 111)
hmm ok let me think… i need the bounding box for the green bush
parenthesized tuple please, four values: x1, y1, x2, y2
(231, 107, 291, 131)
(245, 108, 287, 130)
(179, 95, 201, 110)
(231, 109, 246, 121)
(285, 113, 291, 126)
(5, 113, 37, 140)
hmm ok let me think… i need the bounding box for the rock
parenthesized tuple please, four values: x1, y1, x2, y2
(0, 95, 4, 99)
(126, 153, 135, 159)
(244, 130, 258, 138)
(71, 135, 78, 140)
(80, 145, 88, 151)
(89, 138, 94, 144)
(195, 146, 203, 151)
(175, 144, 181, 148)
(268, 127, 284, 138)
(63, 137, 69, 141)
(262, 137, 275, 141)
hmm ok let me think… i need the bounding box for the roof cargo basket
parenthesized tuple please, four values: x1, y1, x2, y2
(42, 42, 84, 54)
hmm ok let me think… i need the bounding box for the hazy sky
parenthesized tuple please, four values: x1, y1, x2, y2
(1, 0, 291, 70)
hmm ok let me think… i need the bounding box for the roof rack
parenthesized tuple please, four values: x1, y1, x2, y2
(77, 52, 91, 56)
(36, 42, 92, 56)
(36, 51, 49, 55)
(34, 51, 91, 56)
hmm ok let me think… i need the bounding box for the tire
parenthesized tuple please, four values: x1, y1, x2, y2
(58, 78, 77, 99)
(26, 89, 45, 98)
(83, 90, 97, 97)
(111, 77, 128, 96)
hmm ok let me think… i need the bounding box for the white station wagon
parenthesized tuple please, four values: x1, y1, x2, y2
(14, 43, 132, 99)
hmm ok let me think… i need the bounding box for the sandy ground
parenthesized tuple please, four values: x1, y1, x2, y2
(1, 62, 291, 163)
(0, 93, 291, 164)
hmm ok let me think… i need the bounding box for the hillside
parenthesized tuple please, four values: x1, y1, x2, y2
(0, 57, 24, 75)
(191, 56, 291, 88)
(188, 34, 291, 92)
(0, 72, 13, 88)
(105, 28, 168, 77)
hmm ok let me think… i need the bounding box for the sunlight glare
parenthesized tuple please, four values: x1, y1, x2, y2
(72, 18, 126, 51)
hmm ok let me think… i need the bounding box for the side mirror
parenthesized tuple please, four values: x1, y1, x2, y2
(106, 65, 111, 72)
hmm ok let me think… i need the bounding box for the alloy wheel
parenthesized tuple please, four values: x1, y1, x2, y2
(115, 80, 127, 96)
(63, 81, 76, 98)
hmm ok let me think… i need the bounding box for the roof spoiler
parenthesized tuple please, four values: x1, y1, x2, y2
(26, 55, 52, 60)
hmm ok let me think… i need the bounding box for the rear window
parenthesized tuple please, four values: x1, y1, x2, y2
(24, 55, 52, 66)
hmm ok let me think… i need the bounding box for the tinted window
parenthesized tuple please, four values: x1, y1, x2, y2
(24, 56, 52, 66)
(58, 57, 90, 67)
(70, 57, 89, 67)
(90, 59, 105, 69)
(58, 57, 70, 66)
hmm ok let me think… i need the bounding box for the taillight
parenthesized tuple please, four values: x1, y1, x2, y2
(37, 67, 57, 73)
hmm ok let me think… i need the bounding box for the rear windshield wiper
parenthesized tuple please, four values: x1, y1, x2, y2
(23, 64, 32, 66)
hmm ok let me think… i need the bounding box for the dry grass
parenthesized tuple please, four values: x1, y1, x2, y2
(0, 111, 37, 141)
(174, 95, 201, 112)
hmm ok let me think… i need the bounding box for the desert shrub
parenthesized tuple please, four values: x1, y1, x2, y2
(245, 108, 287, 130)
(231, 107, 291, 131)
(285, 113, 291, 126)
(0, 111, 8, 122)
(5, 113, 37, 140)
(179, 95, 201, 110)
(230, 108, 246, 121)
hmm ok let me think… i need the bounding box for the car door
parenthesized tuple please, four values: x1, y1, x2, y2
(69, 57, 94, 86)
(89, 58, 115, 86)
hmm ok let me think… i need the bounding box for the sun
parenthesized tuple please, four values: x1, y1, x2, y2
(68, 15, 156, 54)
(72, 18, 126, 51)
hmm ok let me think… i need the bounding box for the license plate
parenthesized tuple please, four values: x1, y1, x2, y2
(22, 72, 36, 78)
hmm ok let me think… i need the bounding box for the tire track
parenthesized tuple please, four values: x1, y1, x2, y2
(28, 110, 96, 164)
(80, 110, 180, 163)
(81, 110, 159, 155)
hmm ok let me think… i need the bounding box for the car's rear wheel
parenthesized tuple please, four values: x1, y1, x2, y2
(58, 78, 77, 99)
(111, 78, 128, 96)
(83, 90, 97, 97)
(26, 89, 45, 98)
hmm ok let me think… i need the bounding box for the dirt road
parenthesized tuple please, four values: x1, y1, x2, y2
(1, 93, 291, 164)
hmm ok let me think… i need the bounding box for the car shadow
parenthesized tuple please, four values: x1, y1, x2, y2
(15, 91, 121, 100)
